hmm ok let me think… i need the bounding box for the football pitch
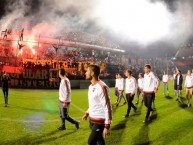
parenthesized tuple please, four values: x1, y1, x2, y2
(1, 81, 193, 145)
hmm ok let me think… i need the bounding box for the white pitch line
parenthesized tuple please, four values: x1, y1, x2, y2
(71, 103, 86, 113)
(0, 118, 59, 123)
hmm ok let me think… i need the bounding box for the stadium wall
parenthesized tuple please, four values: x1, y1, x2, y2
(6, 79, 115, 89)
(1, 68, 115, 89)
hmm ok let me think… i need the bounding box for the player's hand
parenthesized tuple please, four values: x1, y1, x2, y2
(82, 114, 88, 121)
(63, 103, 67, 108)
(103, 128, 110, 137)
(154, 88, 158, 93)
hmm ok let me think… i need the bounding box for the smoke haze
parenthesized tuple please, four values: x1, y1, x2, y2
(0, 0, 193, 56)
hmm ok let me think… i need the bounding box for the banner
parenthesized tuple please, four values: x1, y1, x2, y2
(7, 69, 60, 89)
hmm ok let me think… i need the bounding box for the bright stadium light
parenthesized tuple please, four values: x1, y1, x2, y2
(95, 0, 172, 44)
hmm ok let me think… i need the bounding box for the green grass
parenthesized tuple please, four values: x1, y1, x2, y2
(0, 81, 193, 145)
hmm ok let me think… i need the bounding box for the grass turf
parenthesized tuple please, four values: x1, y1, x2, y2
(0, 81, 193, 145)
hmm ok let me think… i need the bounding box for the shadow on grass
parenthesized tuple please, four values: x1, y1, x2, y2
(111, 102, 143, 131)
(133, 124, 151, 145)
(178, 96, 188, 108)
(106, 118, 129, 144)
(179, 103, 187, 109)
(149, 111, 158, 123)
(176, 97, 187, 105)
(141, 111, 158, 126)
(165, 95, 173, 100)
(111, 118, 128, 131)
(1, 129, 76, 145)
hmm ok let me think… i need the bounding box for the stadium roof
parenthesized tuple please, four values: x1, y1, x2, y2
(175, 47, 193, 57)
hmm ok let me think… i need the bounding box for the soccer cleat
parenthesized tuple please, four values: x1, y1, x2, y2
(124, 114, 129, 118)
(134, 108, 137, 113)
(123, 101, 127, 105)
(143, 118, 148, 123)
(75, 121, 80, 129)
(57, 126, 66, 130)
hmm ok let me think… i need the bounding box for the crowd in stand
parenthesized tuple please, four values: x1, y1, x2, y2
(62, 32, 120, 49)
(1, 33, 193, 80)
(0, 53, 182, 80)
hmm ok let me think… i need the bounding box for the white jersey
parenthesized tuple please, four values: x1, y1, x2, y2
(173, 74, 177, 80)
(86, 80, 112, 126)
(143, 72, 160, 93)
(125, 77, 137, 94)
(184, 75, 193, 88)
(115, 78, 118, 88)
(162, 74, 169, 83)
(117, 78, 125, 91)
(59, 78, 71, 103)
(138, 78, 144, 90)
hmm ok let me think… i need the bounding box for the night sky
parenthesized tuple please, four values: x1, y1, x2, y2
(0, 0, 6, 18)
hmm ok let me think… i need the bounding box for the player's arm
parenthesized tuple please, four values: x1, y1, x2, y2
(153, 73, 160, 92)
(100, 86, 112, 136)
(131, 78, 137, 96)
(63, 80, 70, 107)
(64, 80, 70, 97)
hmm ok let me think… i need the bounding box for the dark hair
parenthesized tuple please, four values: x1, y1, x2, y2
(145, 64, 151, 70)
(117, 72, 123, 77)
(126, 69, 132, 75)
(60, 68, 66, 76)
(178, 70, 181, 74)
(89, 65, 100, 77)
(139, 73, 142, 76)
